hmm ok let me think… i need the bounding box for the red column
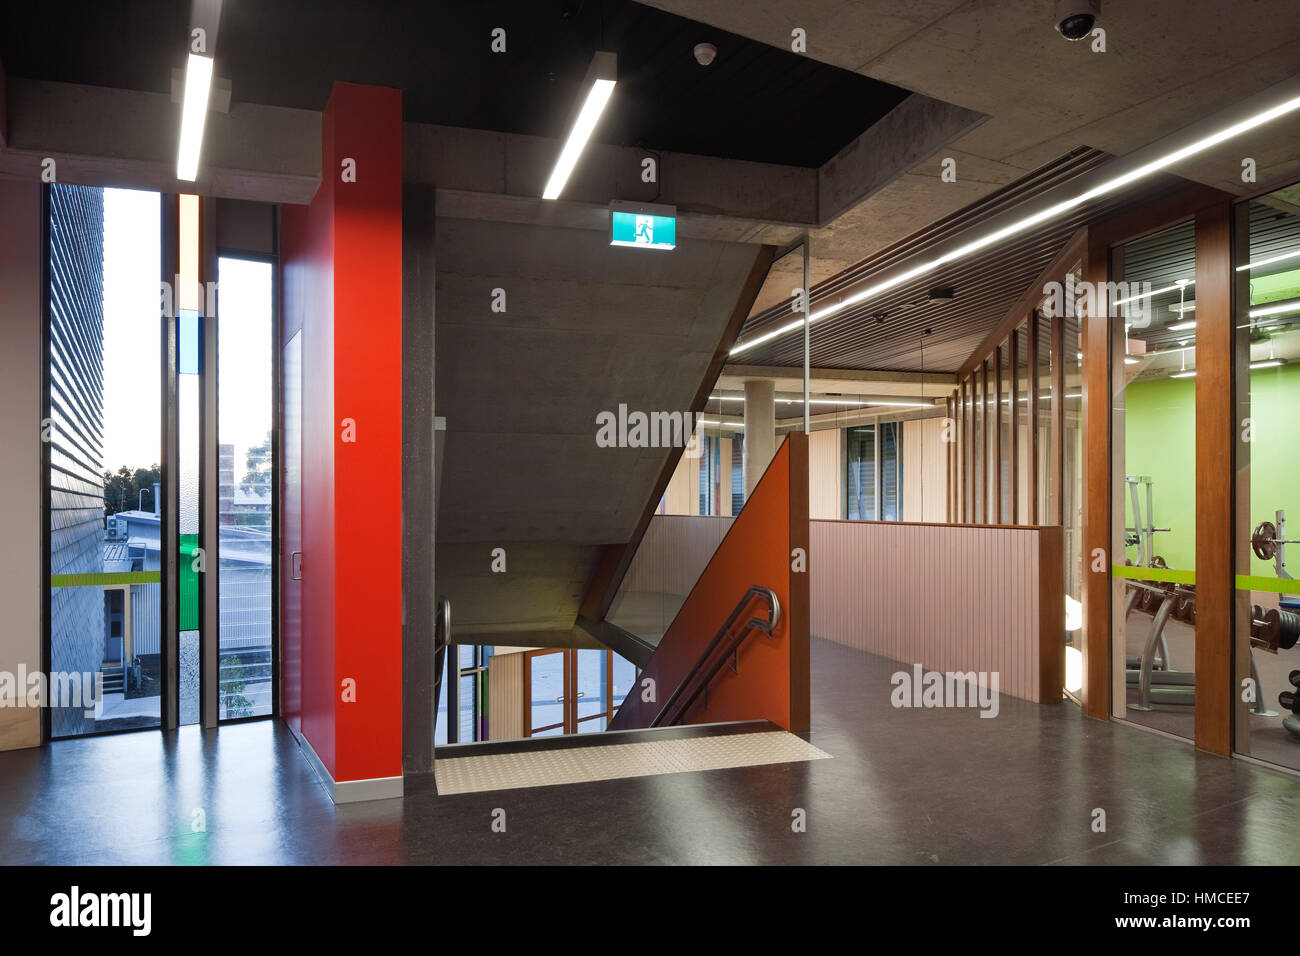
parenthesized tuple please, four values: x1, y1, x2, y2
(281, 82, 403, 795)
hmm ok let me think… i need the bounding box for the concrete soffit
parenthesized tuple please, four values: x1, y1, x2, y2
(0, 67, 984, 245)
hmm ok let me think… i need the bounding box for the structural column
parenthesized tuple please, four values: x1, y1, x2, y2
(742, 379, 776, 497)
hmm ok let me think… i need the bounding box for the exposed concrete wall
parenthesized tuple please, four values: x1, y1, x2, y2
(434, 215, 766, 639)
(402, 182, 437, 775)
(0, 78, 321, 203)
(0, 174, 42, 751)
(406, 122, 818, 227)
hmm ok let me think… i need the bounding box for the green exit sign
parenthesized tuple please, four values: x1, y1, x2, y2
(610, 201, 676, 250)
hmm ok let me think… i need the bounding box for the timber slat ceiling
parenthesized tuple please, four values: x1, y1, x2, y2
(738, 148, 1191, 373)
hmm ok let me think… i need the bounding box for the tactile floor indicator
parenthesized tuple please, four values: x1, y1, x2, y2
(434, 730, 830, 795)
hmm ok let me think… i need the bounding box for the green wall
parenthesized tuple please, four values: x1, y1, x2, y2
(1244, 362, 1300, 578)
(1123, 364, 1300, 577)
(1123, 376, 1197, 569)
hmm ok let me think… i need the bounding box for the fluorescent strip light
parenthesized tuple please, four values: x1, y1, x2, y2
(1170, 370, 1197, 378)
(1249, 301, 1300, 319)
(1168, 319, 1197, 331)
(697, 419, 744, 428)
(1124, 357, 1140, 365)
(1113, 281, 1194, 306)
(177, 53, 214, 182)
(731, 92, 1300, 356)
(542, 53, 617, 201)
(1251, 360, 1284, 369)
(1236, 249, 1300, 272)
(707, 394, 932, 408)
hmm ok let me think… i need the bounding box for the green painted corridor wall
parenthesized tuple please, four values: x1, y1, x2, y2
(1123, 363, 1300, 576)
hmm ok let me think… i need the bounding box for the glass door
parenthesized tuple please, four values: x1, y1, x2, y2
(573, 648, 609, 733)
(525, 649, 567, 737)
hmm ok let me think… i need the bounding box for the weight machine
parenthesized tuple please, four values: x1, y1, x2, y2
(1248, 510, 1300, 737)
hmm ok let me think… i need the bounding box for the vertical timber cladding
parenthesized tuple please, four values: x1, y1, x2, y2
(1194, 201, 1234, 756)
(1080, 232, 1110, 721)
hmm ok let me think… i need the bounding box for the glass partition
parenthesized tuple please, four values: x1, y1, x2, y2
(1233, 183, 1300, 771)
(1110, 219, 1197, 738)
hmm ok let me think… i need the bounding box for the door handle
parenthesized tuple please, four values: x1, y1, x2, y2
(291, 551, 303, 580)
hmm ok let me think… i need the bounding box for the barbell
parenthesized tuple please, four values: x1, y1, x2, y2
(1252, 520, 1300, 561)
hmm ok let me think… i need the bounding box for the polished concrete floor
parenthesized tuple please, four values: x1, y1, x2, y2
(2, 637, 1299, 865)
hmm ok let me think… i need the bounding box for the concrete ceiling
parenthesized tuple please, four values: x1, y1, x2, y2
(0, 0, 909, 168)
(643, 0, 1300, 343)
(434, 217, 765, 636)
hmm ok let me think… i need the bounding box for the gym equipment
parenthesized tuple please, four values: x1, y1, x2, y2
(1254, 607, 1300, 652)
(1282, 670, 1300, 741)
(1124, 476, 1172, 567)
(1125, 584, 1274, 715)
(1248, 509, 1300, 722)
(1251, 509, 1298, 580)
(1126, 583, 1195, 710)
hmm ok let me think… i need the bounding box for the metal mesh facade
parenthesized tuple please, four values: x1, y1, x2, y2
(47, 183, 106, 737)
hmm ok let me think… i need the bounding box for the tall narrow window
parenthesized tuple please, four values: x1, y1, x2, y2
(177, 194, 201, 726)
(216, 257, 274, 719)
(880, 421, 901, 520)
(845, 426, 875, 520)
(47, 184, 162, 738)
(730, 435, 745, 514)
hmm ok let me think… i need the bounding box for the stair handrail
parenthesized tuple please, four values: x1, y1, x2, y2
(648, 585, 780, 728)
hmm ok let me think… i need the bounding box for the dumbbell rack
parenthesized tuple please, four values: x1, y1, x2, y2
(1122, 578, 1282, 714)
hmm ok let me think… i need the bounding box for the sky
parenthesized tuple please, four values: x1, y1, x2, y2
(100, 188, 272, 486)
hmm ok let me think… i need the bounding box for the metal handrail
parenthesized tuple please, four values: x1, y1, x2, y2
(648, 585, 780, 728)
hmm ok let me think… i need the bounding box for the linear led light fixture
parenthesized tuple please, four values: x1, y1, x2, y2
(1250, 300, 1300, 319)
(697, 419, 745, 428)
(542, 51, 617, 201)
(1168, 319, 1197, 331)
(731, 90, 1300, 356)
(1113, 280, 1194, 307)
(1170, 370, 1198, 378)
(177, 52, 214, 181)
(1251, 359, 1286, 370)
(1237, 249, 1300, 272)
(708, 394, 931, 408)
